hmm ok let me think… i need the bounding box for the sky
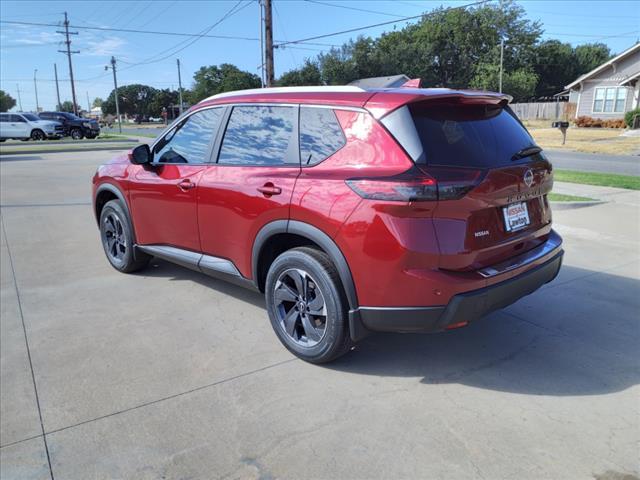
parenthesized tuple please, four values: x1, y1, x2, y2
(1, 0, 639, 111)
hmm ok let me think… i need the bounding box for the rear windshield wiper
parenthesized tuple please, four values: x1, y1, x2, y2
(511, 145, 542, 161)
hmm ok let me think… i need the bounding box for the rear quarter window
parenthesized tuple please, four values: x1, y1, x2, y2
(299, 107, 345, 166)
(410, 104, 536, 168)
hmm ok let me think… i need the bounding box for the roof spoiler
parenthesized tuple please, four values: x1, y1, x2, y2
(401, 78, 422, 88)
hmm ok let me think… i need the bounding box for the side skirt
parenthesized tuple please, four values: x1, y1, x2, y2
(136, 245, 259, 291)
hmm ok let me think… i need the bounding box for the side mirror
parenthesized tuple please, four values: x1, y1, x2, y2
(130, 144, 151, 165)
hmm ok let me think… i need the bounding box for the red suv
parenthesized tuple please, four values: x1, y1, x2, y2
(93, 86, 563, 363)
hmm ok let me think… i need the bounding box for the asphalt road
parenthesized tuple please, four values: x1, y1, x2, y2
(1, 150, 639, 479)
(546, 149, 640, 176)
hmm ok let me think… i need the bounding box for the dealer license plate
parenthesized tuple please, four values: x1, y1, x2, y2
(503, 202, 530, 232)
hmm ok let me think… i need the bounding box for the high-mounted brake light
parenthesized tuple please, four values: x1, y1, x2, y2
(346, 166, 484, 202)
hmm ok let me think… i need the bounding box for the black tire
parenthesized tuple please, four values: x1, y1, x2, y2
(99, 199, 150, 273)
(30, 129, 45, 141)
(70, 128, 83, 140)
(265, 246, 353, 364)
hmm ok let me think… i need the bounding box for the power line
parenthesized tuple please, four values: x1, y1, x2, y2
(0, 19, 340, 47)
(304, 0, 407, 18)
(274, 0, 487, 47)
(77, 0, 251, 83)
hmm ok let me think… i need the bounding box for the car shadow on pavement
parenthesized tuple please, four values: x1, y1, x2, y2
(137, 258, 266, 309)
(329, 265, 640, 397)
(137, 260, 638, 397)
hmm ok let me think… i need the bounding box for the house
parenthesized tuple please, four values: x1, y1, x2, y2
(565, 42, 640, 119)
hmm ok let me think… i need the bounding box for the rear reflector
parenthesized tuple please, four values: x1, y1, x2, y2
(446, 321, 469, 330)
(346, 166, 484, 202)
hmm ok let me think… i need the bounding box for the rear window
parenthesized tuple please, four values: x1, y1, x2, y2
(410, 104, 535, 168)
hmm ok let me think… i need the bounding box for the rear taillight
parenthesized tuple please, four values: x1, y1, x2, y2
(420, 166, 485, 200)
(345, 170, 437, 202)
(346, 166, 484, 202)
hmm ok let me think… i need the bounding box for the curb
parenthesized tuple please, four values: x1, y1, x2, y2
(0, 144, 137, 156)
(550, 200, 606, 210)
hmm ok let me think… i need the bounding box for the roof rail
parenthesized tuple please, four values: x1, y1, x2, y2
(199, 85, 366, 104)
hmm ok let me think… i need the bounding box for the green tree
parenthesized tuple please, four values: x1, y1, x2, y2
(470, 63, 539, 101)
(102, 84, 159, 116)
(574, 43, 611, 74)
(189, 64, 261, 103)
(92, 97, 103, 108)
(277, 59, 322, 86)
(0, 90, 16, 112)
(149, 89, 179, 116)
(59, 100, 80, 113)
(532, 40, 576, 97)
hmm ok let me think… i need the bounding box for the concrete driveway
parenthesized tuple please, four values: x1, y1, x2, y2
(1, 150, 638, 480)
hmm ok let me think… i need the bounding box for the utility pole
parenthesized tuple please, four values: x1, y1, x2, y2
(86, 91, 90, 113)
(33, 69, 39, 112)
(106, 56, 122, 133)
(176, 58, 184, 115)
(498, 37, 504, 93)
(259, 0, 265, 87)
(16, 84, 22, 111)
(58, 12, 79, 115)
(54, 63, 62, 110)
(264, 0, 274, 87)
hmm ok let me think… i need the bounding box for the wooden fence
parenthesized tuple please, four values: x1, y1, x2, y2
(510, 102, 575, 120)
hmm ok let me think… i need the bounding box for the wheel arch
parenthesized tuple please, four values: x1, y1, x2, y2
(252, 220, 359, 311)
(95, 183, 128, 221)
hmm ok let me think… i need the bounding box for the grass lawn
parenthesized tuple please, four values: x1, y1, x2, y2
(548, 193, 595, 202)
(554, 170, 640, 190)
(525, 125, 638, 155)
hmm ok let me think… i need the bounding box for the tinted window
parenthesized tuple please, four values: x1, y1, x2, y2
(153, 108, 223, 164)
(410, 104, 536, 168)
(300, 107, 345, 165)
(218, 106, 296, 166)
(39, 113, 51, 120)
(11, 115, 26, 123)
(0, 114, 9, 123)
(22, 113, 39, 121)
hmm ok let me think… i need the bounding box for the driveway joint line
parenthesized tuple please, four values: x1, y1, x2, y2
(0, 433, 43, 450)
(43, 357, 298, 438)
(1, 216, 55, 480)
(0, 202, 92, 208)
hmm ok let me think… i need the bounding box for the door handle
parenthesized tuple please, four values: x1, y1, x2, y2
(177, 179, 196, 191)
(257, 182, 282, 197)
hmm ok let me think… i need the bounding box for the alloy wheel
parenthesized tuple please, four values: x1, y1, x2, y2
(102, 212, 127, 263)
(31, 130, 44, 141)
(274, 268, 327, 347)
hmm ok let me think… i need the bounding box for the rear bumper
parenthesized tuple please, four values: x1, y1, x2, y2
(351, 235, 563, 337)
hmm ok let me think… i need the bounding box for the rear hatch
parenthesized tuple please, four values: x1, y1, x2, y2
(386, 98, 553, 271)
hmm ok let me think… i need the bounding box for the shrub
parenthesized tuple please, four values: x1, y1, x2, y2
(574, 116, 626, 129)
(624, 108, 640, 128)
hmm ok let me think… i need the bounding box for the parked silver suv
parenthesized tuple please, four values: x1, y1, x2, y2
(0, 112, 63, 141)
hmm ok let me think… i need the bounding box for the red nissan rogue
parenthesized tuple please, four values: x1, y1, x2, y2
(92, 85, 563, 363)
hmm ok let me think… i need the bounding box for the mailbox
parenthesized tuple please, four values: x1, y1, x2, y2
(551, 121, 569, 145)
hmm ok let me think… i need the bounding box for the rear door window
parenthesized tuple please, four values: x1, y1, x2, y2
(153, 108, 224, 164)
(218, 105, 297, 166)
(299, 107, 345, 166)
(410, 104, 536, 168)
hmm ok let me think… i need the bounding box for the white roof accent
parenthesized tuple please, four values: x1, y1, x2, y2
(565, 42, 640, 90)
(199, 85, 366, 104)
(619, 70, 640, 86)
